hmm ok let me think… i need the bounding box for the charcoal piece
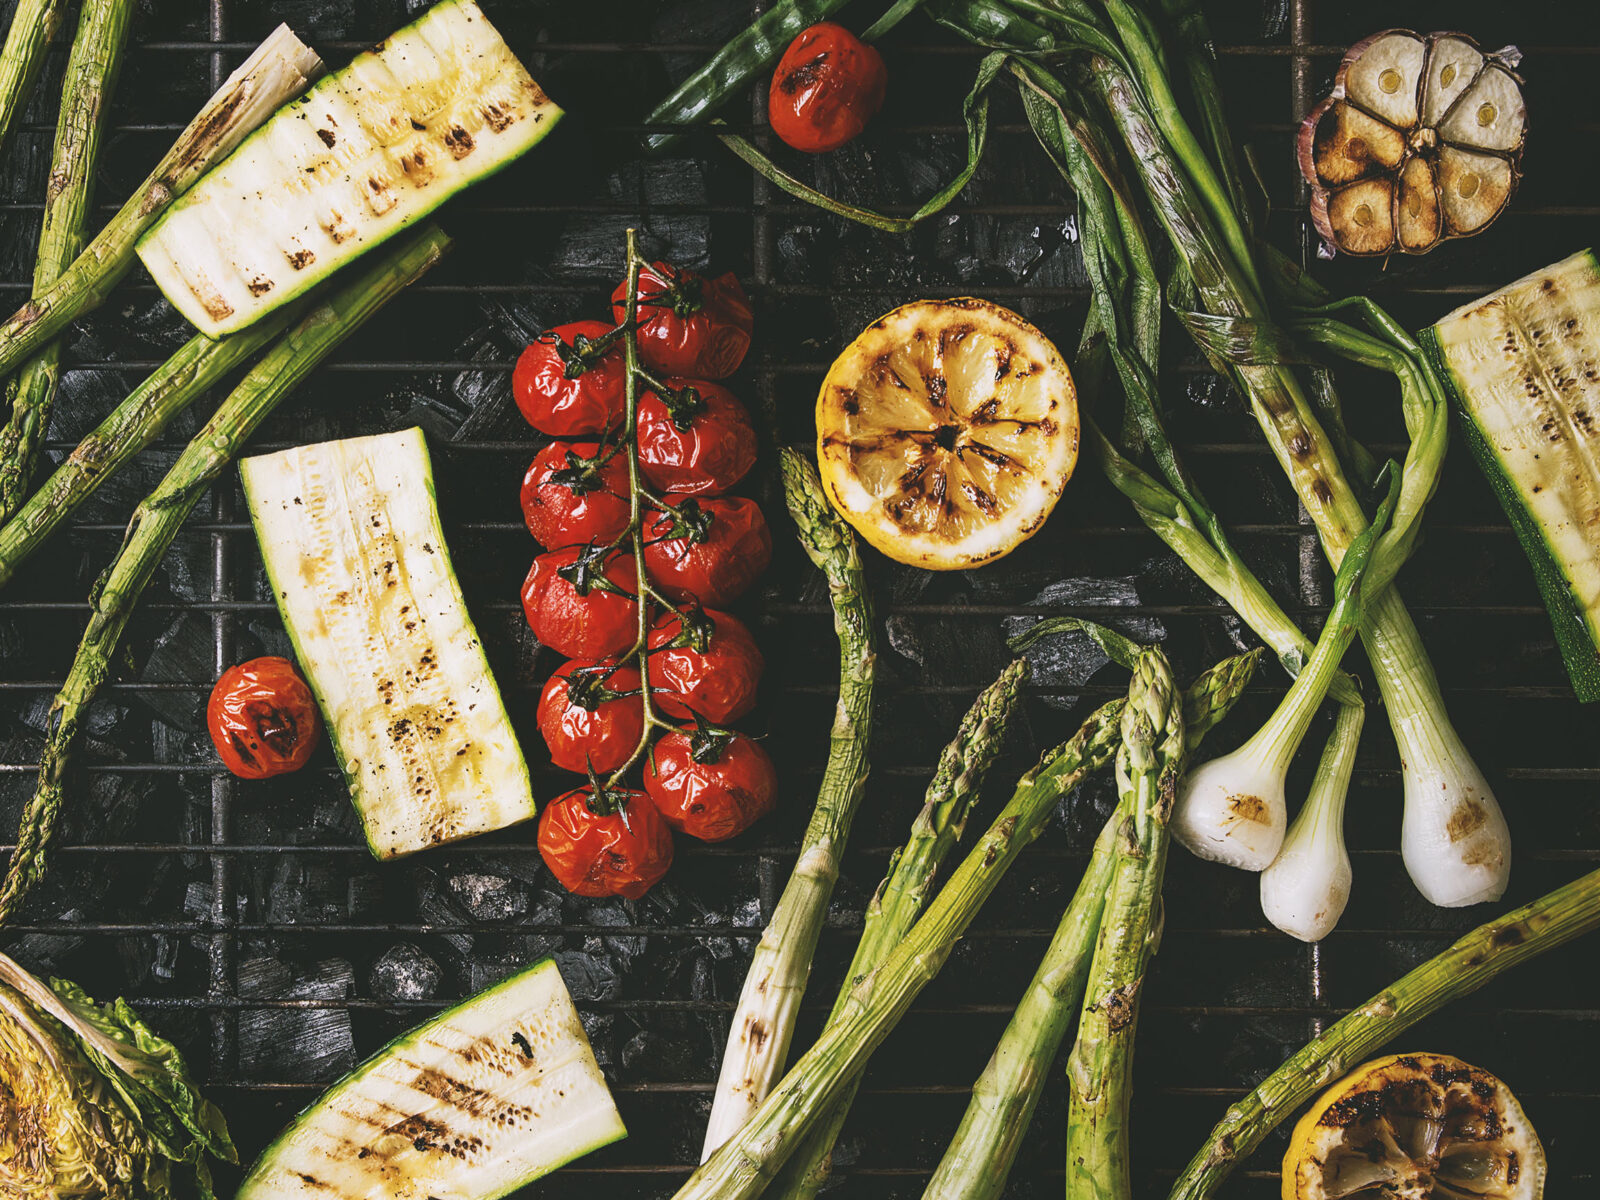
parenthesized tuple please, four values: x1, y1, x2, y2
(448, 871, 530, 921)
(368, 942, 443, 1002)
(237, 956, 356, 1082)
(552, 948, 622, 1002)
(136, 613, 212, 731)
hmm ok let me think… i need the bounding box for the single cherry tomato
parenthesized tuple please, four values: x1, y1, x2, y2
(538, 784, 674, 899)
(647, 606, 763, 723)
(521, 440, 632, 549)
(207, 656, 321, 780)
(611, 260, 752, 379)
(645, 495, 773, 608)
(522, 545, 639, 659)
(769, 23, 887, 154)
(636, 379, 758, 496)
(646, 724, 777, 842)
(513, 320, 627, 436)
(537, 659, 645, 775)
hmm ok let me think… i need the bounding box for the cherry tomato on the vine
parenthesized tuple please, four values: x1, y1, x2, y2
(538, 784, 674, 899)
(636, 379, 758, 497)
(207, 656, 321, 780)
(513, 320, 627, 436)
(769, 23, 887, 154)
(522, 545, 639, 659)
(537, 659, 645, 775)
(645, 495, 773, 608)
(521, 440, 632, 549)
(646, 724, 777, 842)
(648, 606, 764, 724)
(611, 261, 752, 380)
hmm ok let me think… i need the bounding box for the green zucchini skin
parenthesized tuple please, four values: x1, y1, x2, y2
(236, 957, 627, 1199)
(241, 426, 536, 858)
(137, 0, 561, 337)
(1424, 248, 1600, 703)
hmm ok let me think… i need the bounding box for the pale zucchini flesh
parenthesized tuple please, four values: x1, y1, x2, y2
(241, 426, 536, 857)
(137, 0, 561, 337)
(237, 957, 626, 1200)
(1425, 248, 1600, 701)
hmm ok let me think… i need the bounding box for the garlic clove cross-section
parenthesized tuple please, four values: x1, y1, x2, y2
(1298, 29, 1525, 258)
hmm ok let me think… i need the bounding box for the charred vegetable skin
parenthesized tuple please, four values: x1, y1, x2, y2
(1299, 30, 1526, 256)
(207, 656, 321, 779)
(769, 23, 888, 153)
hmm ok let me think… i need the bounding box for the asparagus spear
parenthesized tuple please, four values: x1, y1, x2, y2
(0, 225, 449, 924)
(0, 306, 309, 589)
(0, 25, 320, 384)
(770, 657, 1028, 1200)
(1168, 864, 1600, 1200)
(700, 448, 876, 1159)
(0, 0, 67, 161)
(0, 0, 136, 523)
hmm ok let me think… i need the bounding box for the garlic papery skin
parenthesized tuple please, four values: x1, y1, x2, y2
(1261, 704, 1361, 941)
(1173, 738, 1289, 870)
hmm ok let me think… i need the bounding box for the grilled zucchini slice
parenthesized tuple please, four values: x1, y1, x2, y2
(1423, 248, 1600, 701)
(237, 957, 626, 1199)
(137, 0, 561, 337)
(241, 426, 535, 857)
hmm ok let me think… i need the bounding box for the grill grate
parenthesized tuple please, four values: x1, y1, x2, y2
(0, 0, 1596, 1196)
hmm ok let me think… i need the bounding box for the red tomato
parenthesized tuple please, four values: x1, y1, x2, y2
(538, 785, 674, 898)
(520, 440, 632, 549)
(769, 23, 887, 154)
(206, 656, 321, 780)
(537, 659, 645, 774)
(647, 607, 763, 723)
(646, 725, 777, 842)
(513, 320, 627, 436)
(636, 379, 758, 496)
(611, 261, 752, 379)
(522, 545, 639, 659)
(645, 495, 772, 607)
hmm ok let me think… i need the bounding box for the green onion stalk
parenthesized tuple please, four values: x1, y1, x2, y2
(0, 24, 320, 384)
(0, 0, 68, 162)
(0, 0, 136, 524)
(671, 649, 1259, 1200)
(767, 657, 1027, 1200)
(0, 225, 449, 924)
(700, 448, 876, 1160)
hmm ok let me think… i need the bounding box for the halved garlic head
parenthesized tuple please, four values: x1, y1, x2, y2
(1298, 30, 1525, 257)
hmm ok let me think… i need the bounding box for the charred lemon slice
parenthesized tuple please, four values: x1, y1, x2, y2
(816, 298, 1077, 569)
(1283, 1053, 1545, 1199)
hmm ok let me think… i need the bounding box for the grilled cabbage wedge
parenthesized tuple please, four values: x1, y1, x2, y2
(236, 957, 626, 1200)
(137, 0, 560, 336)
(241, 426, 535, 858)
(1423, 249, 1600, 702)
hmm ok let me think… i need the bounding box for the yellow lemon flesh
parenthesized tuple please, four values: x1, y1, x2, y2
(1283, 1053, 1545, 1199)
(816, 298, 1078, 570)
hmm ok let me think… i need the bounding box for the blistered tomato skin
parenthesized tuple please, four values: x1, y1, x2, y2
(646, 729, 777, 842)
(520, 440, 632, 549)
(537, 660, 645, 774)
(513, 320, 627, 436)
(645, 495, 773, 607)
(207, 656, 321, 780)
(521, 546, 640, 659)
(538, 786, 674, 899)
(611, 261, 753, 380)
(769, 23, 887, 154)
(648, 607, 764, 724)
(636, 379, 758, 496)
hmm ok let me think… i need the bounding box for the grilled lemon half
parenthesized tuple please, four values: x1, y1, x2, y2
(1283, 1053, 1544, 1199)
(816, 298, 1077, 569)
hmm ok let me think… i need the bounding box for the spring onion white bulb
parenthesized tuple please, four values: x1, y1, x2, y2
(1261, 703, 1362, 941)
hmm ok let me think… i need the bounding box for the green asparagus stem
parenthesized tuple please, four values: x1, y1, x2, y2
(771, 657, 1028, 1200)
(0, 0, 67, 161)
(0, 225, 449, 924)
(0, 305, 308, 590)
(700, 448, 876, 1159)
(1064, 648, 1184, 1200)
(0, 0, 135, 523)
(1168, 865, 1600, 1200)
(922, 649, 1258, 1200)
(0, 25, 320, 381)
